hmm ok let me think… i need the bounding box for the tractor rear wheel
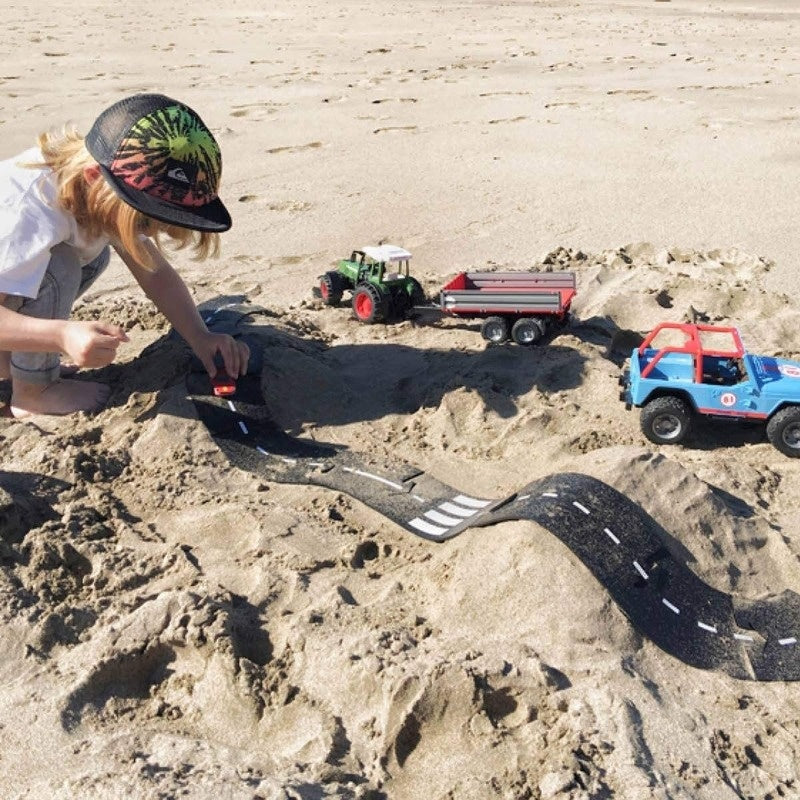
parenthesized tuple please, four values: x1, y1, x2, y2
(481, 316, 509, 344)
(511, 317, 545, 346)
(319, 272, 345, 306)
(767, 406, 800, 457)
(352, 283, 386, 324)
(640, 396, 692, 445)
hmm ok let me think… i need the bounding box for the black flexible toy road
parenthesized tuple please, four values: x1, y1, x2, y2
(186, 305, 800, 681)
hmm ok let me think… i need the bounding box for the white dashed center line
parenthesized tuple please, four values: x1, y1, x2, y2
(662, 598, 680, 615)
(342, 467, 404, 491)
(604, 527, 620, 545)
(698, 621, 718, 634)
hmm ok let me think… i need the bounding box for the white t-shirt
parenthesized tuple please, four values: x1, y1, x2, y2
(0, 147, 109, 298)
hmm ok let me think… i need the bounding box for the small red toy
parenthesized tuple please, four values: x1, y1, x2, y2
(212, 370, 237, 397)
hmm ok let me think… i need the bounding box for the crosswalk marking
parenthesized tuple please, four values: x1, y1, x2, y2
(424, 509, 463, 526)
(439, 501, 479, 518)
(453, 495, 491, 509)
(408, 517, 449, 537)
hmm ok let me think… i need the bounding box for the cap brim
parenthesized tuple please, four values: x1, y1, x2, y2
(98, 165, 231, 233)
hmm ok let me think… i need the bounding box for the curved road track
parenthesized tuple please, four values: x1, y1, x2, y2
(187, 305, 800, 681)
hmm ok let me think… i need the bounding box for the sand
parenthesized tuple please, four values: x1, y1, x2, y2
(2, 1, 800, 798)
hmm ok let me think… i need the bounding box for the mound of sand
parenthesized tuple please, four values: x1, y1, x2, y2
(2, 244, 800, 799)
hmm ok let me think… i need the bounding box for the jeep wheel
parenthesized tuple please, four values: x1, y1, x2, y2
(640, 396, 692, 445)
(766, 406, 800, 458)
(320, 272, 344, 306)
(352, 284, 386, 324)
(511, 318, 545, 346)
(481, 316, 509, 344)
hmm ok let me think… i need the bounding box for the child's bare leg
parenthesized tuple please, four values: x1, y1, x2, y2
(7, 244, 112, 416)
(10, 377, 110, 418)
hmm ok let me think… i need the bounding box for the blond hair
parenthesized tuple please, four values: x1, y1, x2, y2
(34, 126, 220, 271)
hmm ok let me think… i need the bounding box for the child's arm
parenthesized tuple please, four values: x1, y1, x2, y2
(113, 240, 249, 378)
(0, 295, 128, 367)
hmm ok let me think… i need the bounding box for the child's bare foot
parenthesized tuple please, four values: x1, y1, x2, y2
(10, 378, 110, 418)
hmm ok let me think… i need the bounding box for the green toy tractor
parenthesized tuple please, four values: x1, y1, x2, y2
(318, 244, 427, 323)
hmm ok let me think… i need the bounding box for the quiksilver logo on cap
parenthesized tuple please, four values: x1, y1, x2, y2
(167, 166, 190, 183)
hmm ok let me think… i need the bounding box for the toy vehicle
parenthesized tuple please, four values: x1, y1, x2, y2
(619, 322, 800, 457)
(318, 245, 426, 323)
(212, 370, 237, 397)
(436, 270, 576, 345)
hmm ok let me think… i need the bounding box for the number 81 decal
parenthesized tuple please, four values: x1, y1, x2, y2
(779, 364, 800, 378)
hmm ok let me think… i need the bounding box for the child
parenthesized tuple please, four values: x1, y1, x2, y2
(0, 93, 249, 417)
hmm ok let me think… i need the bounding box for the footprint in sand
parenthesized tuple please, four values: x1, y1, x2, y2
(237, 196, 312, 213)
(606, 89, 655, 99)
(370, 97, 419, 105)
(373, 125, 418, 135)
(230, 102, 286, 120)
(479, 90, 533, 97)
(266, 142, 323, 154)
(488, 116, 528, 125)
(60, 643, 177, 731)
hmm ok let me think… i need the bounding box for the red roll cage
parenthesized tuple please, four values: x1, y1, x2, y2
(638, 322, 745, 383)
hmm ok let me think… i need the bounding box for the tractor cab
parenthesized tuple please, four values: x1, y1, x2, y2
(358, 245, 412, 285)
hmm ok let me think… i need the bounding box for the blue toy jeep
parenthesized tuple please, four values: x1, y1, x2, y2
(619, 322, 800, 457)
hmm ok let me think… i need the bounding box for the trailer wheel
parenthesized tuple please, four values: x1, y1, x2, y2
(511, 318, 545, 346)
(640, 396, 692, 445)
(319, 272, 344, 306)
(352, 284, 386, 324)
(481, 316, 509, 343)
(766, 406, 800, 457)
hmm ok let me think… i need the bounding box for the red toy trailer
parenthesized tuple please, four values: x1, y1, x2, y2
(436, 271, 576, 345)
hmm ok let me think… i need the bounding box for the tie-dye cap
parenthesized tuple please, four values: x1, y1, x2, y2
(85, 93, 231, 232)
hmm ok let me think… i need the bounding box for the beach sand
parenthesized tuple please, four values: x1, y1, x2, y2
(2, 1, 800, 798)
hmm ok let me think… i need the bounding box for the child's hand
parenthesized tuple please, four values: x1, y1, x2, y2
(61, 321, 129, 368)
(195, 332, 250, 378)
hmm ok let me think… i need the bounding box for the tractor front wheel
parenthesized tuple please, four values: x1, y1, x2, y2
(320, 272, 345, 306)
(408, 278, 426, 307)
(767, 406, 800, 458)
(352, 284, 386, 324)
(481, 316, 509, 344)
(640, 396, 692, 445)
